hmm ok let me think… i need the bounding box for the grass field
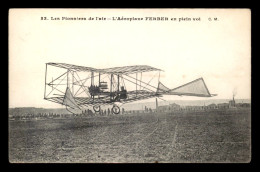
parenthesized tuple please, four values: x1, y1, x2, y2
(9, 108, 251, 163)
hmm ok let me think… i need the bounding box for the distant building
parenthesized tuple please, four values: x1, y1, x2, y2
(236, 103, 250, 108)
(158, 103, 181, 112)
(207, 103, 217, 109)
(217, 103, 229, 109)
(193, 106, 204, 110)
(184, 105, 204, 111)
(157, 105, 167, 112)
(170, 103, 181, 110)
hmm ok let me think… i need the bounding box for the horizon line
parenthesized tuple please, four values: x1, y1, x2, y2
(9, 98, 251, 109)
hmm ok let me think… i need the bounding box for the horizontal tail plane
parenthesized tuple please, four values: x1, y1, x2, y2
(157, 78, 217, 97)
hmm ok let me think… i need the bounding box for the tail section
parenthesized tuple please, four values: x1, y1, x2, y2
(157, 78, 217, 97)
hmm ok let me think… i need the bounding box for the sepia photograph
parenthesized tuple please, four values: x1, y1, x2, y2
(8, 9, 251, 163)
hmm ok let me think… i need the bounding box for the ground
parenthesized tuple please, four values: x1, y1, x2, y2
(9, 108, 251, 163)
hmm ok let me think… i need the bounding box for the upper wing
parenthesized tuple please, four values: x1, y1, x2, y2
(102, 65, 162, 75)
(47, 63, 100, 72)
(47, 63, 162, 74)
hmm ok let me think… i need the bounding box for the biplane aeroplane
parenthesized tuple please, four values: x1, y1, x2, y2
(44, 63, 216, 114)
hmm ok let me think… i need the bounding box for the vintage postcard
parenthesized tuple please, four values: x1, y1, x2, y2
(9, 8, 251, 163)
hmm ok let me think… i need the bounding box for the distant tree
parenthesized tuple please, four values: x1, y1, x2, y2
(108, 108, 110, 115)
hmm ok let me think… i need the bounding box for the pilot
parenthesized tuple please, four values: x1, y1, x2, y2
(120, 86, 127, 99)
(95, 85, 98, 93)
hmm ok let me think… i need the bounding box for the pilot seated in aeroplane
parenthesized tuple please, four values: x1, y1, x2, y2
(120, 86, 127, 99)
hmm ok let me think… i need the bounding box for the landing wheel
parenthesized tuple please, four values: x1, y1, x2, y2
(112, 105, 120, 114)
(93, 105, 101, 113)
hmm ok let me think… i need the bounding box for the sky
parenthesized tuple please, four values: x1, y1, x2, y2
(9, 9, 251, 108)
